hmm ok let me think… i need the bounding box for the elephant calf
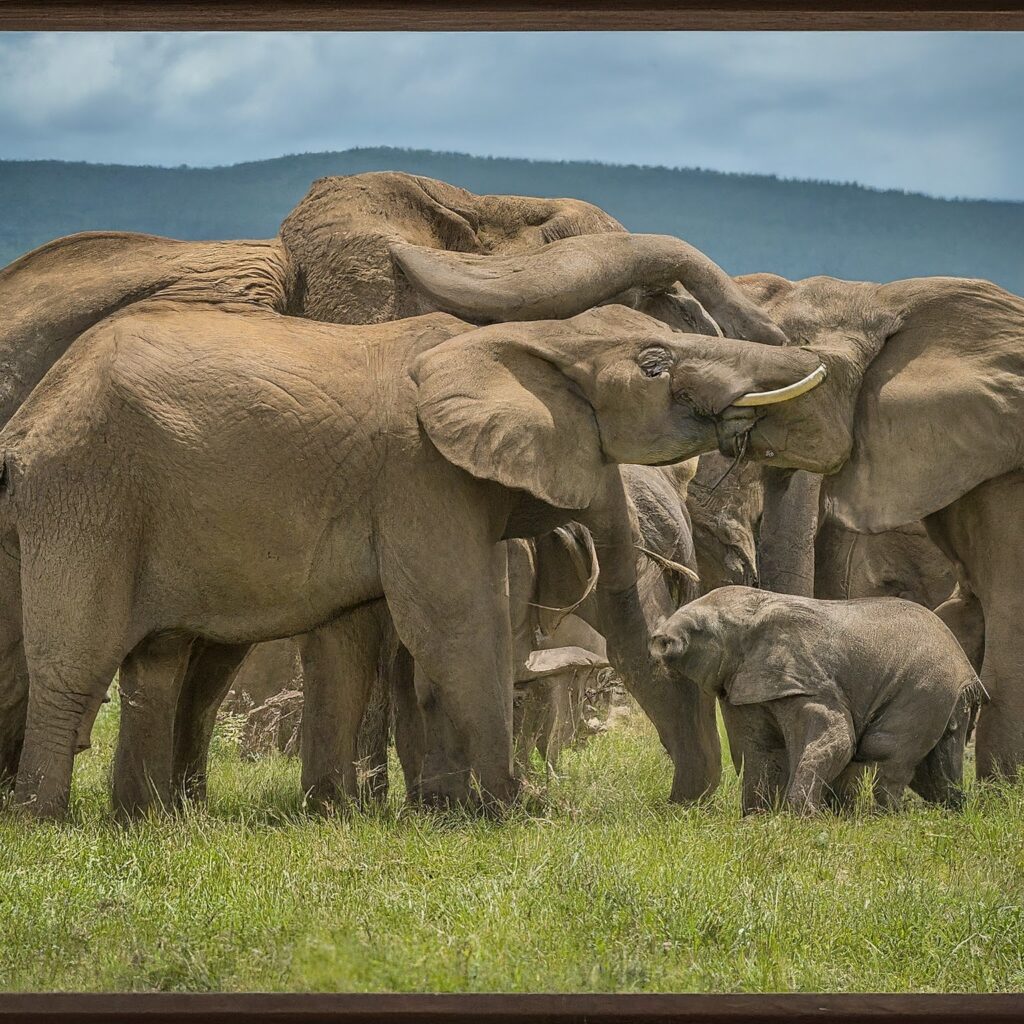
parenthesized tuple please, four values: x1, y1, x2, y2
(650, 586, 987, 814)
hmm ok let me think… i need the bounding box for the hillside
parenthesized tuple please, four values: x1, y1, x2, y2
(1, 147, 1021, 292)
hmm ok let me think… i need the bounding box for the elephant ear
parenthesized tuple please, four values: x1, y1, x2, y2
(411, 324, 605, 510)
(724, 616, 818, 706)
(525, 646, 610, 678)
(826, 278, 1024, 533)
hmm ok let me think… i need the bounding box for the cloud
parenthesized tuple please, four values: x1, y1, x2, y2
(0, 31, 1021, 200)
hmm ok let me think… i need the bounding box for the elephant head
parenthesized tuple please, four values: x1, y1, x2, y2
(411, 303, 824, 512)
(716, 273, 1024, 533)
(279, 171, 785, 343)
(650, 586, 822, 704)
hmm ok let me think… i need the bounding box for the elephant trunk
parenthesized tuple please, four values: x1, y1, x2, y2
(581, 468, 722, 801)
(391, 233, 789, 346)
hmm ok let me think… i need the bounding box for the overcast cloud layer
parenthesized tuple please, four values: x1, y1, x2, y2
(0, 31, 1021, 201)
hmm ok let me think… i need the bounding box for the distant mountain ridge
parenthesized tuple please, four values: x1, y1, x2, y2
(1, 146, 1021, 293)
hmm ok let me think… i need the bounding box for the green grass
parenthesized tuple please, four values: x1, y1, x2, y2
(1, 700, 1022, 993)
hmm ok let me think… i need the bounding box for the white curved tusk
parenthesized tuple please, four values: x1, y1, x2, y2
(732, 363, 828, 407)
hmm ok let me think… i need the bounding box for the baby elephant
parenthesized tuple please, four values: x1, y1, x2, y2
(651, 586, 987, 814)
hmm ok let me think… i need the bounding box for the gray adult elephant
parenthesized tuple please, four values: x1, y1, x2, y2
(0, 302, 822, 819)
(0, 171, 792, 807)
(218, 462, 701, 793)
(716, 272, 1024, 779)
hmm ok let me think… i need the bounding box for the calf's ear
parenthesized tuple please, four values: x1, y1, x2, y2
(411, 325, 605, 510)
(725, 644, 817, 706)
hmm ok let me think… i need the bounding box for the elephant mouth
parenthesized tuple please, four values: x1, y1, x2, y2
(714, 412, 788, 463)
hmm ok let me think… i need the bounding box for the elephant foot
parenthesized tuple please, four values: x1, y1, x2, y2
(171, 768, 209, 810)
(12, 779, 71, 822)
(415, 771, 523, 817)
(974, 716, 1024, 784)
(111, 774, 173, 822)
(303, 779, 359, 817)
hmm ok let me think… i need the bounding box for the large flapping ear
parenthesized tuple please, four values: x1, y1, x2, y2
(826, 278, 1024, 533)
(411, 322, 605, 510)
(725, 651, 818, 706)
(723, 602, 821, 706)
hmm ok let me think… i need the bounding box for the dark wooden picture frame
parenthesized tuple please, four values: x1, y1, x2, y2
(0, 3, 1021, 1021)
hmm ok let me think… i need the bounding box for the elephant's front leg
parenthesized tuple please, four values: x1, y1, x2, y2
(412, 663, 474, 806)
(0, 560, 26, 790)
(927, 476, 1024, 780)
(721, 703, 787, 814)
(0, 644, 28, 792)
(381, 497, 517, 810)
(298, 601, 388, 812)
(777, 700, 855, 815)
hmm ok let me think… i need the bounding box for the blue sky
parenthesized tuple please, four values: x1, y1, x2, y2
(0, 32, 1021, 201)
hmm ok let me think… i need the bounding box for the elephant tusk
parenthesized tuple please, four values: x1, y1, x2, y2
(732, 363, 827, 407)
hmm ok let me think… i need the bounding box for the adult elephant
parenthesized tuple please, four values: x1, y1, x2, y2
(1, 302, 822, 818)
(716, 272, 1024, 779)
(0, 171, 792, 807)
(210, 462, 701, 793)
(320, 463, 702, 801)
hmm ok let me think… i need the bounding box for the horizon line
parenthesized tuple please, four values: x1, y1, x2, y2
(2, 144, 1020, 207)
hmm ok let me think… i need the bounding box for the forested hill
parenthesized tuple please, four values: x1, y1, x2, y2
(1, 147, 1021, 293)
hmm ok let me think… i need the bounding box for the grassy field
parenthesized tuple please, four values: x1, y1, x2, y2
(0, 698, 1022, 993)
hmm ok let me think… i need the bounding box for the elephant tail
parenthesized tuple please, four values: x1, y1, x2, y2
(634, 544, 700, 605)
(960, 675, 989, 708)
(957, 675, 989, 744)
(528, 522, 600, 632)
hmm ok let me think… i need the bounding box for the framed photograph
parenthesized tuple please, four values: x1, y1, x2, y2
(0, 4, 1022, 1022)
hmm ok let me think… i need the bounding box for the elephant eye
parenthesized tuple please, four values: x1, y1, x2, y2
(637, 346, 673, 379)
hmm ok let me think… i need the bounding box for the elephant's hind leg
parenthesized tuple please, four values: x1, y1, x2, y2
(780, 703, 855, 815)
(0, 553, 26, 791)
(112, 633, 196, 819)
(171, 640, 252, 806)
(15, 649, 125, 820)
(910, 715, 970, 810)
(299, 601, 387, 813)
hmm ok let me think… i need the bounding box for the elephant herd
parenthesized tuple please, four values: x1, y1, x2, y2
(0, 170, 1021, 820)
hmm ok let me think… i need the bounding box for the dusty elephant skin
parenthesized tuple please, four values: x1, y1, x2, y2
(714, 273, 1024, 780)
(0, 302, 821, 820)
(651, 587, 987, 815)
(0, 171, 793, 810)
(387, 463, 704, 797)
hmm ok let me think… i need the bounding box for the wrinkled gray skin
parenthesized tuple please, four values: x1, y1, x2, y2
(686, 454, 763, 594)
(651, 587, 986, 814)
(815, 518, 955, 608)
(388, 463, 703, 799)
(220, 464, 700, 793)
(716, 273, 1024, 779)
(0, 303, 817, 819)
(686, 454, 819, 600)
(0, 171, 796, 813)
(814, 515, 986, 674)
